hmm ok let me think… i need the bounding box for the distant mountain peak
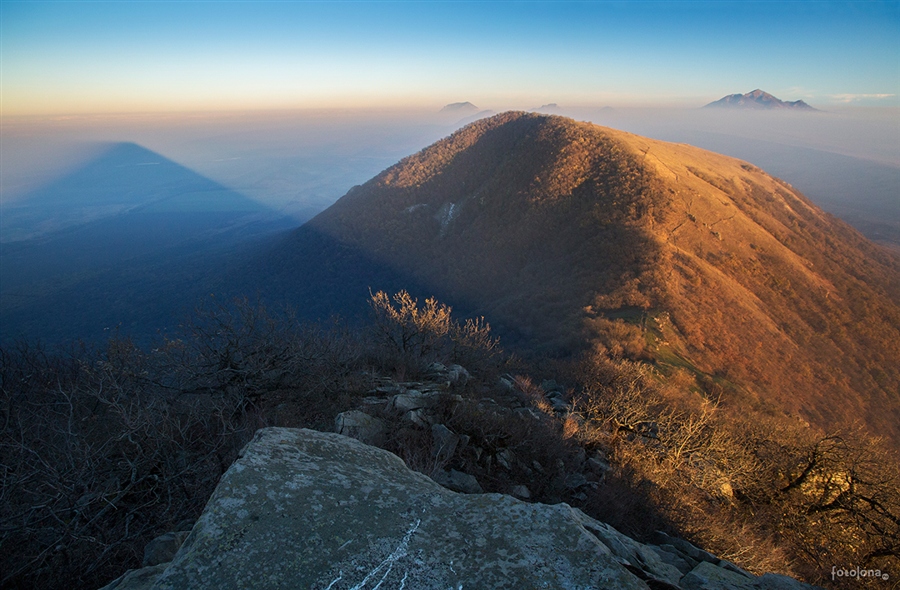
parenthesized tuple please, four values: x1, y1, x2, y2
(531, 103, 565, 115)
(705, 90, 818, 111)
(440, 102, 479, 113)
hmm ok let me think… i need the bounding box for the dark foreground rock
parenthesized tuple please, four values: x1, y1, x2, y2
(101, 427, 818, 590)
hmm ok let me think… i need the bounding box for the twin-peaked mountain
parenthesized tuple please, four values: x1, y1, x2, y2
(704, 89, 818, 110)
(267, 112, 900, 446)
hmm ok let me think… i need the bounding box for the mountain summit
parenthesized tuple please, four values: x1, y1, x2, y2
(273, 112, 899, 445)
(705, 89, 818, 110)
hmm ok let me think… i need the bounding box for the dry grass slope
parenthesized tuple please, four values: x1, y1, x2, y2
(303, 111, 900, 448)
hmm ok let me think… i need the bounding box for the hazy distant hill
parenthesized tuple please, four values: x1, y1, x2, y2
(440, 101, 480, 113)
(705, 89, 818, 110)
(534, 103, 562, 113)
(269, 112, 900, 445)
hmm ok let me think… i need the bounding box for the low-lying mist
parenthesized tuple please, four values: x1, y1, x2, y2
(1, 109, 462, 226)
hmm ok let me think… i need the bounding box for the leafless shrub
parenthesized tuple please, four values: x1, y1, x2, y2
(368, 290, 500, 376)
(566, 347, 900, 583)
(0, 340, 256, 590)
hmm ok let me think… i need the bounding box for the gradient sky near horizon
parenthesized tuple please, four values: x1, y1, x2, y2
(2, 1, 899, 116)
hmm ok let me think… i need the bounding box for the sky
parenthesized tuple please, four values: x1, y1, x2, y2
(1, 0, 899, 116)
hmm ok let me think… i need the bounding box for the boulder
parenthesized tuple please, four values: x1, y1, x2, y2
(142, 531, 190, 567)
(334, 410, 386, 446)
(430, 423, 460, 460)
(389, 390, 443, 413)
(401, 408, 430, 427)
(115, 427, 649, 589)
(510, 485, 532, 500)
(446, 364, 470, 386)
(431, 468, 484, 494)
(98, 428, 822, 590)
(495, 448, 515, 470)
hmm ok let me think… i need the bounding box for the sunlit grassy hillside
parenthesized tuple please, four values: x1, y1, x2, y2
(298, 112, 900, 446)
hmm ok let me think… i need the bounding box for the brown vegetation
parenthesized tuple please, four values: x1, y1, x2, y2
(565, 351, 900, 584)
(303, 111, 900, 449)
(2, 293, 898, 589)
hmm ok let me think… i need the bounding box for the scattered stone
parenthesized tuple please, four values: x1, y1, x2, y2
(572, 513, 683, 587)
(142, 531, 190, 567)
(447, 364, 470, 386)
(390, 390, 425, 412)
(432, 468, 485, 494)
(514, 407, 542, 419)
(510, 485, 531, 500)
(659, 542, 700, 570)
(498, 375, 516, 391)
(649, 545, 694, 575)
(720, 559, 754, 578)
(403, 408, 430, 427)
(564, 472, 588, 490)
(495, 448, 516, 470)
(541, 379, 564, 393)
(681, 560, 756, 589)
(373, 384, 404, 395)
(548, 397, 569, 412)
(574, 447, 586, 468)
(359, 396, 387, 407)
(719, 479, 735, 499)
(425, 362, 447, 376)
(654, 531, 721, 567)
(588, 456, 611, 474)
(334, 410, 386, 446)
(431, 423, 460, 460)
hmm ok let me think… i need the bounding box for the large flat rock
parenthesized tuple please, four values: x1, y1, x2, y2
(141, 427, 650, 589)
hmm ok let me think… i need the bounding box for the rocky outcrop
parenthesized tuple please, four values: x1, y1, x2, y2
(102, 427, 819, 590)
(333, 368, 607, 504)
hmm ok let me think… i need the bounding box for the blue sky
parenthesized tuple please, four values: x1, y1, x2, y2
(2, 1, 898, 115)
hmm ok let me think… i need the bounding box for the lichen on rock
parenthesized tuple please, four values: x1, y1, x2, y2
(100, 428, 821, 590)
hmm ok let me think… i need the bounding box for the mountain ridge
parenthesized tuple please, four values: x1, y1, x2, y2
(275, 111, 900, 446)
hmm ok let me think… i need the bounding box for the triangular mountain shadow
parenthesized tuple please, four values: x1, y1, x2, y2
(1, 143, 294, 343)
(1, 142, 271, 243)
